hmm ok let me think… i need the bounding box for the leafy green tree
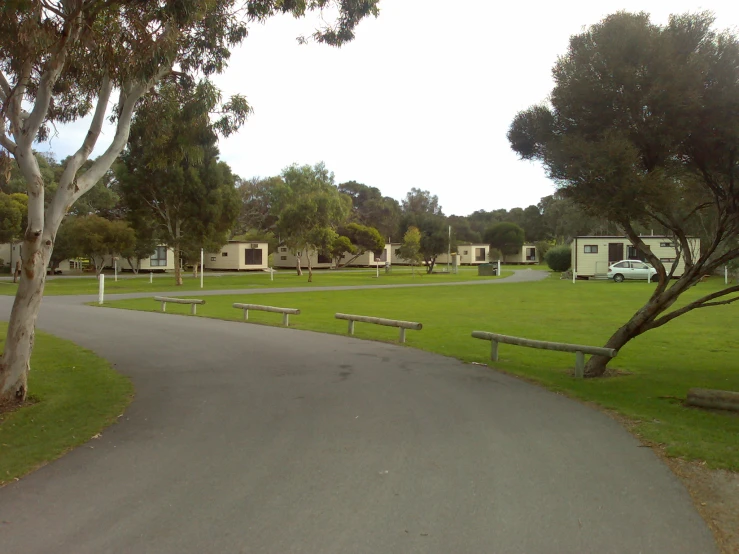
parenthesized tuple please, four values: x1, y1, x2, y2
(339, 181, 401, 241)
(118, 81, 241, 285)
(273, 163, 350, 281)
(399, 226, 422, 276)
(235, 175, 282, 236)
(0, 0, 378, 405)
(484, 222, 525, 256)
(337, 223, 385, 267)
(509, 11, 739, 376)
(401, 188, 443, 217)
(448, 215, 481, 244)
(400, 212, 449, 273)
(330, 235, 356, 268)
(0, 193, 22, 244)
(65, 216, 135, 276)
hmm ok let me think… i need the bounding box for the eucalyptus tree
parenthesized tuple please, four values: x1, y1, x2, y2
(509, 11, 739, 376)
(0, 0, 379, 402)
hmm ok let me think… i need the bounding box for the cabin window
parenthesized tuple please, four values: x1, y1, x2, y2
(317, 253, 332, 264)
(475, 248, 486, 261)
(660, 258, 676, 263)
(659, 242, 674, 248)
(463, 250, 468, 255)
(210, 257, 216, 262)
(150, 246, 168, 266)
(584, 245, 598, 254)
(222, 252, 228, 257)
(280, 256, 287, 260)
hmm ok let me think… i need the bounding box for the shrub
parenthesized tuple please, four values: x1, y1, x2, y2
(488, 248, 503, 261)
(545, 245, 571, 271)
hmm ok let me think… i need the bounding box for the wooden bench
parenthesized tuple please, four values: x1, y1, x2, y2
(233, 303, 300, 327)
(153, 296, 205, 315)
(471, 330, 617, 378)
(335, 313, 422, 343)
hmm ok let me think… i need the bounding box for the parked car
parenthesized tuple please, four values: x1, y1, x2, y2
(607, 260, 658, 282)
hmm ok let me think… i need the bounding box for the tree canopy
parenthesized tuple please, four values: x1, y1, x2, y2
(273, 162, 350, 280)
(508, 10, 739, 375)
(484, 222, 525, 256)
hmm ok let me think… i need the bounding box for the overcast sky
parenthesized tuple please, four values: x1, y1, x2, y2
(43, 1, 739, 216)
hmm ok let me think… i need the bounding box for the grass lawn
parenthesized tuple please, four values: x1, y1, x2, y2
(104, 274, 739, 471)
(0, 265, 516, 296)
(0, 323, 133, 485)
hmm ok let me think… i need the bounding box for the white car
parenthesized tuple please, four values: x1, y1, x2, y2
(607, 260, 658, 282)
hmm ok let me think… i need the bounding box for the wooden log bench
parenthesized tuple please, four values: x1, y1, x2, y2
(335, 313, 422, 343)
(471, 331, 618, 378)
(233, 303, 300, 327)
(153, 296, 205, 315)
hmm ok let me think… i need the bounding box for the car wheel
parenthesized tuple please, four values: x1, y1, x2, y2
(613, 274, 624, 283)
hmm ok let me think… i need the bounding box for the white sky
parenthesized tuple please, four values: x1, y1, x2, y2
(43, 1, 739, 216)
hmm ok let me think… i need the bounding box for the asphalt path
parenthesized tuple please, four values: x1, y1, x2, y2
(0, 273, 716, 553)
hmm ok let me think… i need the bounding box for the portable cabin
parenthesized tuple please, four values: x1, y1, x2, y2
(502, 244, 538, 265)
(272, 246, 333, 269)
(570, 235, 700, 278)
(204, 241, 269, 271)
(343, 244, 392, 267)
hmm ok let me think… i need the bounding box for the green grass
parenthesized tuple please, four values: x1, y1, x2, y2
(104, 274, 739, 471)
(0, 265, 516, 296)
(0, 324, 133, 485)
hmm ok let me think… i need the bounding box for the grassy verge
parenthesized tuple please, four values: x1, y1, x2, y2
(0, 324, 133, 485)
(104, 274, 739, 471)
(0, 266, 516, 296)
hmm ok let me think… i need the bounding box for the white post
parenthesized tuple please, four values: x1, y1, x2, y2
(573, 270, 577, 284)
(114, 259, 118, 282)
(150, 272, 153, 284)
(98, 274, 105, 305)
(447, 225, 451, 273)
(725, 265, 728, 285)
(200, 248, 204, 289)
(497, 259, 501, 277)
(270, 267, 274, 282)
(376, 262, 379, 278)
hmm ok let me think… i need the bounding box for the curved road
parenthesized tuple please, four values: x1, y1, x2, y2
(0, 274, 716, 553)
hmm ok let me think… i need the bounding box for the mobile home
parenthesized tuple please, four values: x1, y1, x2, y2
(570, 236, 700, 278)
(343, 244, 392, 267)
(272, 246, 333, 269)
(502, 244, 538, 265)
(204, 241, 269, 271)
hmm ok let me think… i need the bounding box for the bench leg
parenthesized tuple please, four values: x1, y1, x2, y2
(348, 320, 354, 335)
(191, 304, 197, 315)
(575, 351, 585, 379)
(491, 340, 499, 362)
(161, 302, 166, 313)
(399, 327, 406, 343)
(283, 313, 289, 326)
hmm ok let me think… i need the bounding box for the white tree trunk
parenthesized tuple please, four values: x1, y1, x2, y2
(0, 237, 50, 401)
(296, 255, 302, 276)
(1, 70, 152, 403)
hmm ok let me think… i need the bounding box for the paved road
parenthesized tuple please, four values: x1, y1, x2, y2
(0, 281, 716, 553)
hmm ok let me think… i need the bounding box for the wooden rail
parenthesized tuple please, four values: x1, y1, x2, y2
(154, 296, 205, 315)
(233, 303, 300, 327)
(335, 313, 422, 343)
(471, 331, 617, 378)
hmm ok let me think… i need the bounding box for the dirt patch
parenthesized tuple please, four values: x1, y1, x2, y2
(0, 396, 35, 422)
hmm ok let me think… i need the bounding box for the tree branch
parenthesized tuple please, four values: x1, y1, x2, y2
(0, 133, 17, 155)
(645, 284, 739, 331)
(0, 71, 10, 102)
(72, 80, 149, 200)
(22, 16, 81, 143)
